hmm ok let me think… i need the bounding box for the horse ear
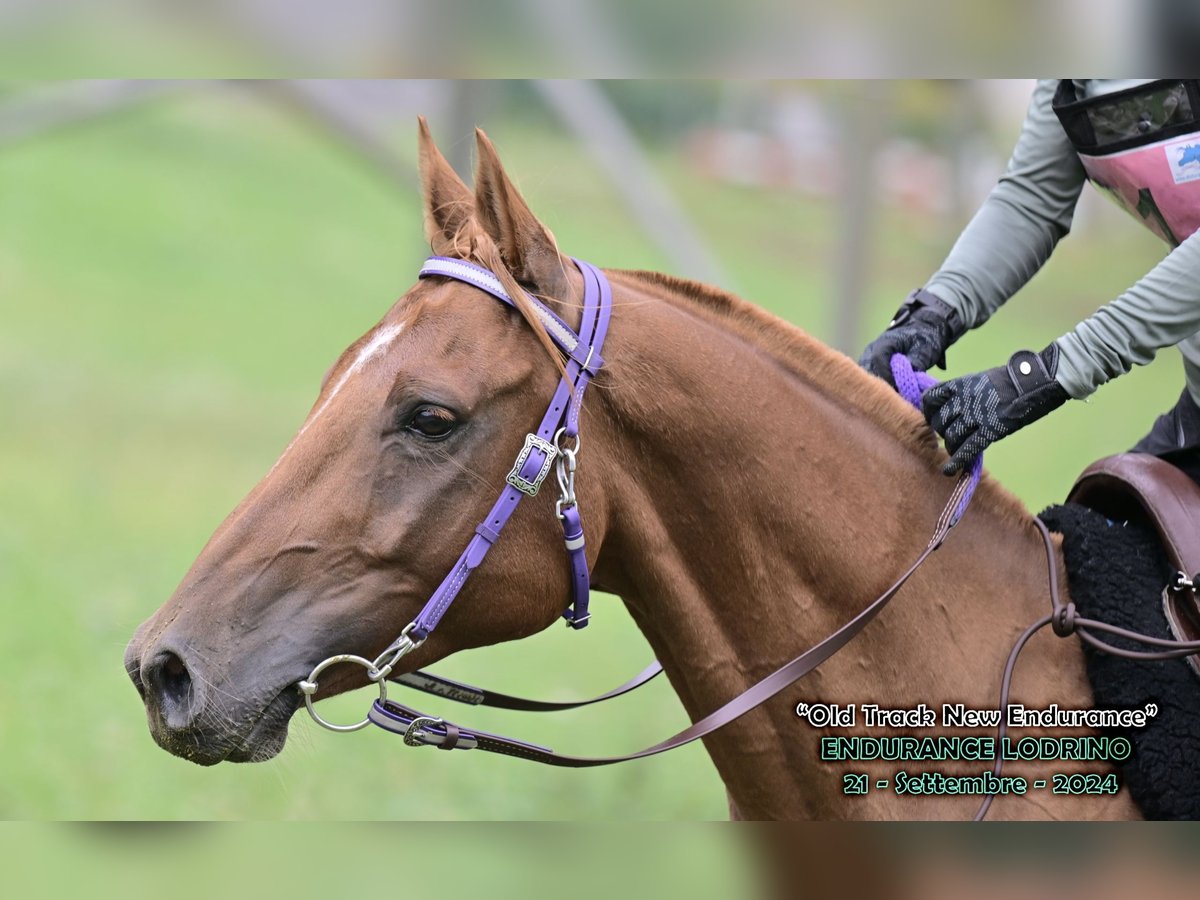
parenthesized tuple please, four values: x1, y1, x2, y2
(473, 128, 566, 291)
(418, 116, 473, 255)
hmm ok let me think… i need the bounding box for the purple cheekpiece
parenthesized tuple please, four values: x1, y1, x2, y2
(404, 256, 613, 641)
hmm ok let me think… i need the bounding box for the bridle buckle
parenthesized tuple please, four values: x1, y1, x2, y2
(506, 433, 558, 496)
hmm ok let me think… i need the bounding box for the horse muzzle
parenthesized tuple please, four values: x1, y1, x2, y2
(124, 632, 299, 765)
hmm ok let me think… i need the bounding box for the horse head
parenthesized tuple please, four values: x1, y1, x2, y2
(125, 120, 607, 764)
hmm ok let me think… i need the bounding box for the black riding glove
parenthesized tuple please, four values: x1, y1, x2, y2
(858, 288, 966, 385)
(921, 345, 1071, 475)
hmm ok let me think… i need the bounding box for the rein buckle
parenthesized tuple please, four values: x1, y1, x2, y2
(403, 715, 445, 747)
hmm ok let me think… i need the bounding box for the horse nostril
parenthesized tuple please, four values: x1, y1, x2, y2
(144, 650, 196, 726)
(162, 653, 190, 702)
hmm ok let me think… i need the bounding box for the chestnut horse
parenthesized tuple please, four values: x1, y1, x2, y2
(125, 121, 1139, 820)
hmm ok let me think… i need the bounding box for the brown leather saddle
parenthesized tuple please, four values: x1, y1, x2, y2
(1067, 453, 1200, 677)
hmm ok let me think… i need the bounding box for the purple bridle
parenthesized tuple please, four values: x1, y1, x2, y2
(269, 252, 1200, 815)
(297, 255, 618, 732)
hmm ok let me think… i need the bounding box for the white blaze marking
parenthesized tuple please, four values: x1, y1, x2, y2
(270, 322, 405, 470)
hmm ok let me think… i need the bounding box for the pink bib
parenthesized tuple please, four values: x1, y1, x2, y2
(1055, 80, 1200, 247)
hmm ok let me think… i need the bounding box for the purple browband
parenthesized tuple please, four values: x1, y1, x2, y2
(400, 256, 613, 643)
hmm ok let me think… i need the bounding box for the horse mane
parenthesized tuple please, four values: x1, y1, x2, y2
(612, 268, 1032, 528)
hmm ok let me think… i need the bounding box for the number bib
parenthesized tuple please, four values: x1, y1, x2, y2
(1054, 80, 1200, 247)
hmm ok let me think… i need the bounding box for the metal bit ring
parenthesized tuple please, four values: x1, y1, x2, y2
(297, 654, 388, 733)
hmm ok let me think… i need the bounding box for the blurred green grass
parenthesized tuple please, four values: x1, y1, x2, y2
(3, 823, 755, 898)
(0, 85, 1173, 820)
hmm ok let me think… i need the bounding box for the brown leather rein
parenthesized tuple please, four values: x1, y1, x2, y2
(369, 470, 976, 763)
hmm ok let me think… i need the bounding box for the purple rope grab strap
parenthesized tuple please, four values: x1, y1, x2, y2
(890, 353, 983, 524)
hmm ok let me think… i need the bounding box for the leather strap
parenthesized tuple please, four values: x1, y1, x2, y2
(378, 477, 1200, 823)
(387, 661, 663, 712)
(559, 504, 591, 628)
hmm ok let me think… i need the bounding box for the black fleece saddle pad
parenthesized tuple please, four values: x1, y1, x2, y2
(1039, 503, 1200, 820)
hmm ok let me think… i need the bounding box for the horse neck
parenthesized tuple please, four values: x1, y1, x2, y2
(587, 270, 1030, 638)
(586, 271, 1132, 820)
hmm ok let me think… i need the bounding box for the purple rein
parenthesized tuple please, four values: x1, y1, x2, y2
(890, 353, 983, 525)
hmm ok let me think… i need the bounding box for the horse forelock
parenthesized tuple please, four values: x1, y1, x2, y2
(611, 268, 1031, 531)
(429, 215, 569, 379)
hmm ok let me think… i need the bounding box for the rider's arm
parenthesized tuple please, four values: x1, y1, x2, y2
(923, 79, 1088, 329)
(1055, 230, 1200, 398)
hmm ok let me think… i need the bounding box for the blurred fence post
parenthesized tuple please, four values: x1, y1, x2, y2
(442, 81, 490, 180)
(263, 80, 421, 191)
(831, 81, 890, 356)
(534, 80, 730, 288)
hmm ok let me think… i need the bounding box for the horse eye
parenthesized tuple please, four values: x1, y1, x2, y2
(406, 405, 457, 439)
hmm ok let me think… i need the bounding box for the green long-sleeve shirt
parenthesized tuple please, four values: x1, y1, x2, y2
(923, 79, 1200, 401)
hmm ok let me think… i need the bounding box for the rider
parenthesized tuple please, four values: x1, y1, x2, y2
(859, 80, 1200, 482)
